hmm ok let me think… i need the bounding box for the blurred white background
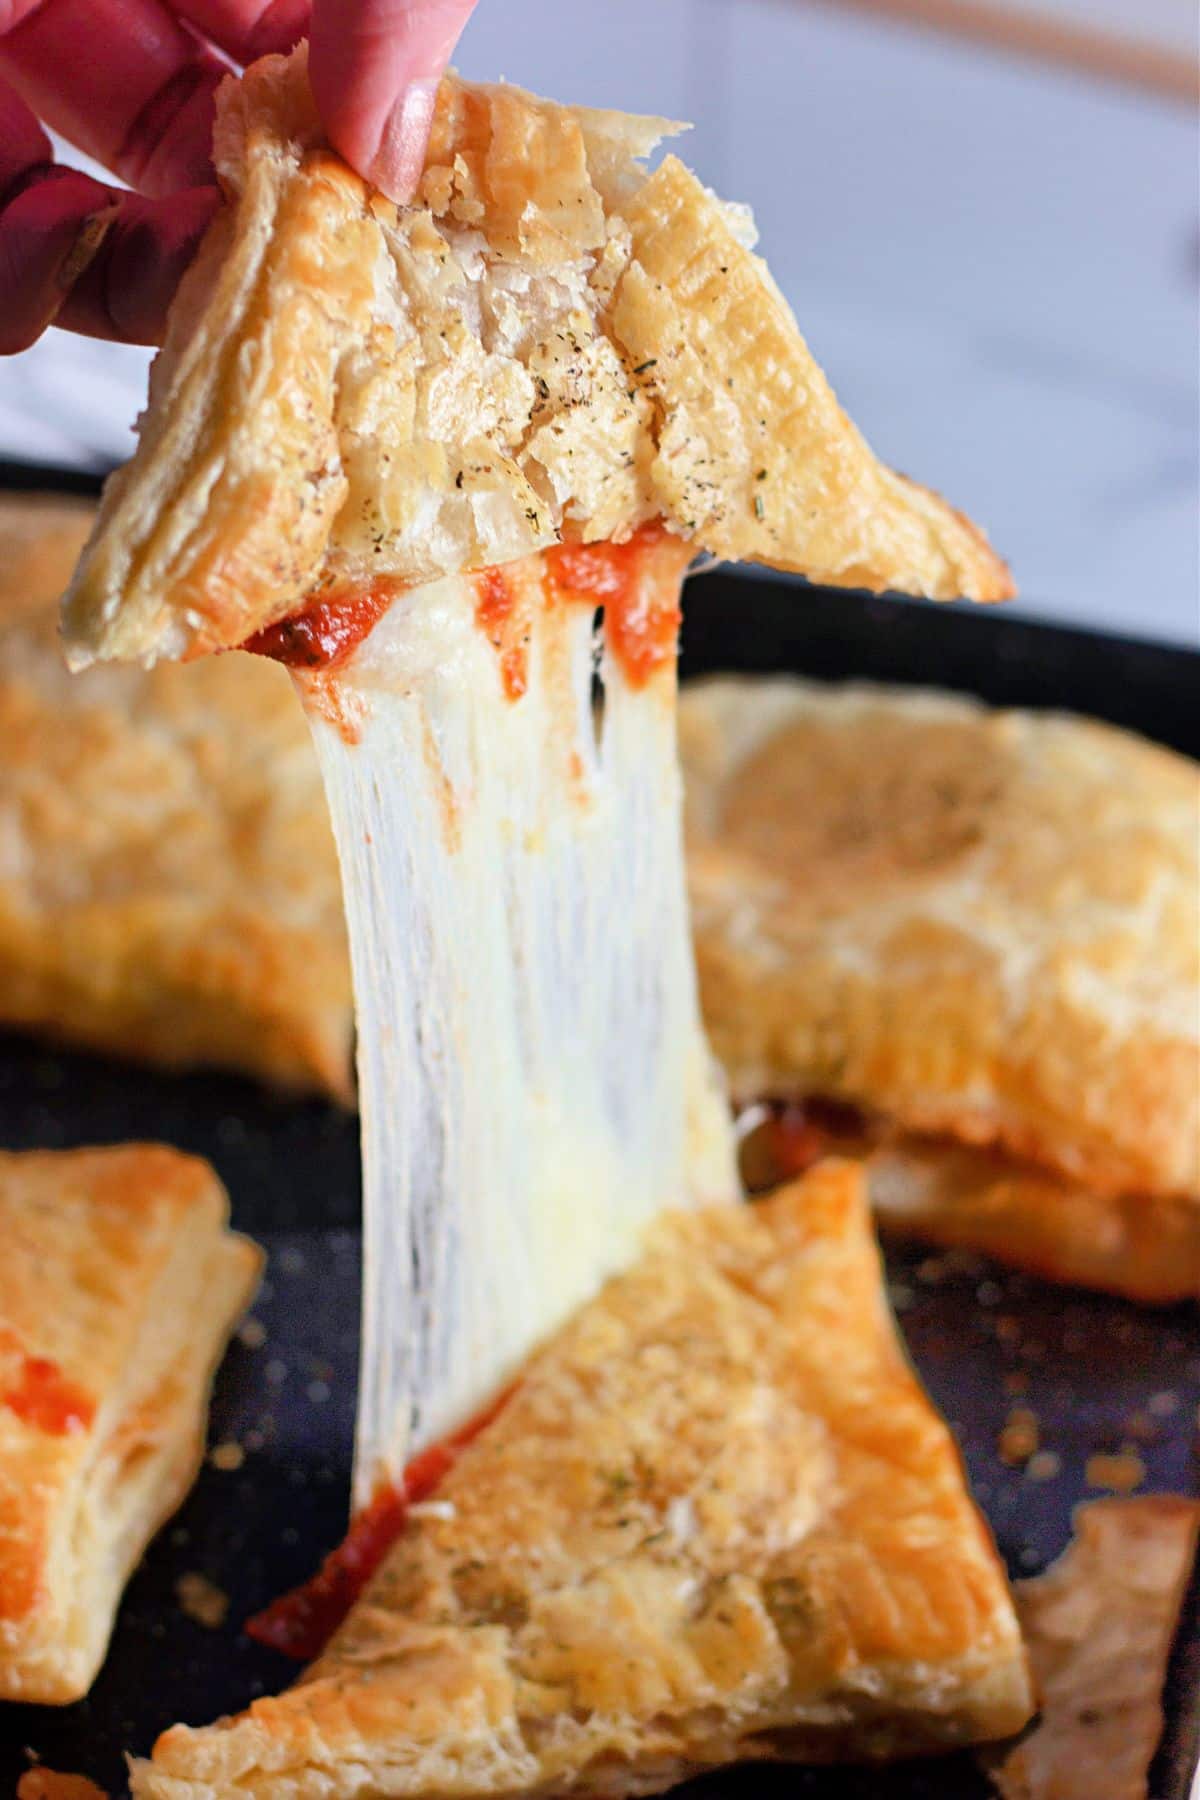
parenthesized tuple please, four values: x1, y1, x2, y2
(1, 0, 1196, 645)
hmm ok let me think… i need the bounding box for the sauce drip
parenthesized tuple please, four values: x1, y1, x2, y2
(3, 1356, 95, 1436)
(545, 523, 683, 689)
(246, 1386, 514, 1660)
(740, 1096, 874, 1194)
(473, 568, 528, 701)
(242, 581, 401, 670)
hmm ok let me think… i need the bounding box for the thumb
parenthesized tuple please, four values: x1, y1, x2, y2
(309, 0, 478, 203)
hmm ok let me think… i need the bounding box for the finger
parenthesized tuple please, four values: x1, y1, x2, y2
(0, 0, 226, 195)
(58, 185, 220, 343)
(0, 73, 217, 350)
(171, 0, 309, 66)
(310, 0, 478, 203)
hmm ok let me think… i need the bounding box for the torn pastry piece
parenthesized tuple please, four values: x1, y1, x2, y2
(62, 44, 1010, 669)
(682, 677, 1200, 1301)
(0, 492, 351, 1098)
(988, 1497, 1200, 1800)
(0, 1145, 260, 1704)
(132, 1163, 1034, 1797)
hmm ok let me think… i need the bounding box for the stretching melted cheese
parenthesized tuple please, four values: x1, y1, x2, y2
(283, 536, 737, 1500)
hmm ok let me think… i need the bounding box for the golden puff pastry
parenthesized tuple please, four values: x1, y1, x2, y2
(867, 1140, 1200, 1306)
(63, 46, 1010, 669)
(131, 1163, 1032, 1797)
(989, 1497, 1200, 1800)
(680, 677, 1200, 1295)
(0, 1144, 260, 1704)
(740, 1111, 1200, 1306)
(0, 493, 351, 1097)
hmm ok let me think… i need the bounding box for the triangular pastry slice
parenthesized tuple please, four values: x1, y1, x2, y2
(0, 492, 350, 1097)
(0, 1145, 260, 1703)
(131, 1163, 1032, 1796)
(62, 46, 1010, 668)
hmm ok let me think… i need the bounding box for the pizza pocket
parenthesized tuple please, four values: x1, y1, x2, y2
(0, 493, 351, 1098)
(62, 45, 1009, 671)
(682, 677, 1200, 1300)
(131, 1163, 1032, 1796)
(0, 1144, 261, 1703)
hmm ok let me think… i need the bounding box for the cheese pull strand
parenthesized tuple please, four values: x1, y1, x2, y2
(300, 551, 736, 1504)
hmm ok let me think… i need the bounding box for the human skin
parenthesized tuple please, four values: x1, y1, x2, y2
(0, 0, 478, 350)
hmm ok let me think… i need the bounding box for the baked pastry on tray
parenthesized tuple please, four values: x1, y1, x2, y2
(989, 1496, 1200, 1800)
(0, 493, 350, 1097)
(681, 678, 1200, 1302)
(0, 1144, 260, 1704)
(131, 1162, 1032, 1797)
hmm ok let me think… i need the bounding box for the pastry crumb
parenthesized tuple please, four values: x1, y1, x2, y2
(238, 1316, 268, 1349)
(998, 1406, 1039, 1466)
(1003, 1369, 1029, 1396)
(209, 1440, 245, 1472)
(18, 1770, 108, 1799)
(1086, 1449, 1146, 1494)
(985, 1497, 1200, 1799)
(176, 1571, 230, 1629)
(1148, 1390, 1179, 1418)
(1025, 1450, 1061, 1482)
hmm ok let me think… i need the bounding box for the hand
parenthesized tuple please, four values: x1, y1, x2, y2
(0, 0, 478, 352)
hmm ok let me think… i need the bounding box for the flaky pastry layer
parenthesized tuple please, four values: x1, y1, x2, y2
(0, 494, 351, 1097)
(0, 1145, 260, 1703)
(682, 677, 1200, 1202)
(132, 1163, 1031, 1797)
(63, 47, 1009, 666)
(989, 1497, 1200, 1800)
(869, 1138, 1200, 1304)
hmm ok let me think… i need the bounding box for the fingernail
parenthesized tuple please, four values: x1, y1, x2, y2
(368, 79, 441, 204)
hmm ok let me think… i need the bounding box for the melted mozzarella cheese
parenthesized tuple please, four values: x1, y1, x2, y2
(298, 553, 736, 1503)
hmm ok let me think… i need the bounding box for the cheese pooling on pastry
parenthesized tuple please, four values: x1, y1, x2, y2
(264, 539, 737, 1497)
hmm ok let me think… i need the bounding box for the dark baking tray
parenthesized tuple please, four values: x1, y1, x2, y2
(1, 464, 1197, 1797)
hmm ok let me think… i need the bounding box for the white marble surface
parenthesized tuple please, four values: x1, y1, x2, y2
(1, 0, 1195, 646)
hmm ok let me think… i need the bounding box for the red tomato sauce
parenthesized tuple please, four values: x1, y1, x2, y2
(3, 1356, 95, 1436)
(545, 523, 683, 689)
(765, 1097, 873, 1181)
(246, 1386, 514, 1661)
(473, 567, 528, 700)
(242, 581, 402, 670)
